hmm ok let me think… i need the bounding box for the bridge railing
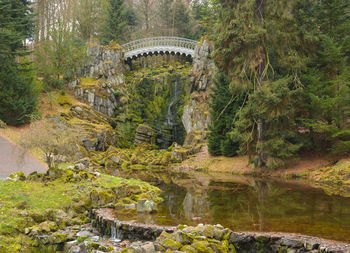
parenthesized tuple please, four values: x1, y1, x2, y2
(121, 37, 197, 53)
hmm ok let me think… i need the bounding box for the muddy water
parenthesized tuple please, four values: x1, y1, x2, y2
(116, 174, 350, 243)
(0, 135, 47, 178)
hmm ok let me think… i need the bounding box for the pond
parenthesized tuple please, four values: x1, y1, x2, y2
(116, 173, 350, 243)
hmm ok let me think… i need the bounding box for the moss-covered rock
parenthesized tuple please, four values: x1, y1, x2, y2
(192, 240, 211, 252)
(0, 119, 7, 128)
(161, 239, 182, 250)
(202, 225, 215, 238)
(308, 159, 350, 197)
(0, 168, 162, 252)
(181, 244, 197, 253)
(7, 172, 26, 182)
(175, 230, 194, 245)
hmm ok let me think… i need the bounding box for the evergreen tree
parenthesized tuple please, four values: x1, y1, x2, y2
(210, 0, 311, 166)
(0, 58, 38, 125)
(0, 0, 34, 56)
(190, 0, 216, 39)
(209, 0, 350, 167)
(0, 0, 38, 125)
(101, 0, 137, 44)
(299, 0, 350, 155)
(208, 72, 243, 156)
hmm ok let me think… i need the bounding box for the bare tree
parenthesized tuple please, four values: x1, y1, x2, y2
(20, 119, 81, 168)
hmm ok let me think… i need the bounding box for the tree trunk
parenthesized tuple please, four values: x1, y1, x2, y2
(256, 0, 266, 168)
(257, 118, 265, 167)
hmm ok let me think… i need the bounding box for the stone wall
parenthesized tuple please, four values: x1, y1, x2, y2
(91, 208, 350, 253)
(92, 208, 176, 242)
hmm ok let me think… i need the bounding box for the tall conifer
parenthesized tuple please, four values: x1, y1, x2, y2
(0, 0, 38, 125)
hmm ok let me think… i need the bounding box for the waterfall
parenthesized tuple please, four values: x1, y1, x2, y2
(166, 76, 180, 127)
(110, 221, 122, 243)
(165, 76, 181, 146)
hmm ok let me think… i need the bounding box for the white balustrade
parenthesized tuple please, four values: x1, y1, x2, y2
(121, 36, 197, 61)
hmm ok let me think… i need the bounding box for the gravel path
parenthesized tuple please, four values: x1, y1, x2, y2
(0, 135, 47, 179)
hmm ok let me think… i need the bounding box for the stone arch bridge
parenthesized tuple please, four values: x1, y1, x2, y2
(121, 36, 198, 62)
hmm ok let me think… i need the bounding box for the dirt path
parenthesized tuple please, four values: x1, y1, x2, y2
(0, 135, 47, 179)
(178, 145, 334, 176)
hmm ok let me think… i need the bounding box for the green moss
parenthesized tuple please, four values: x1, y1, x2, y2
(181, 245, 197, 253)
(230, 244, 236, 253)
(162, 239, 182, 250)
(202, 225, 215, 238)
(51, 233, 68, 244)
(56, 95, 72, 106)
(86, 241, 100, 249)
(192, 240, 212, 253)
(308, 158, 350, 197)
(77, 236, 89, 243)
(79, 77, 101, 88)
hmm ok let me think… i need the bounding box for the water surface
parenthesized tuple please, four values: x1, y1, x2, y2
(116, 174, 350, 242)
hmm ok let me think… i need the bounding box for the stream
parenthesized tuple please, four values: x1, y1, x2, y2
(114, 173, 350, 243)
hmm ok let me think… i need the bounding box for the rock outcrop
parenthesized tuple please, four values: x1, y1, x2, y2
(182, 94, 211, 135)
(182, 38, 215, 146)
(82, 41, 125, 82)
(190, 39, 216, 92)
(74, 82, 119, 117)
(134, 124, 157, 146)
(61, 105, 117, 151)
(72, 41, 125, 117)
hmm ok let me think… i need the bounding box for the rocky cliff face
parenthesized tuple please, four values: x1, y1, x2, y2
(73, 39, 214, 149)
(134, 124, 157, 146)
(58, 103, 117, 152)
(190, 39, 216, 92)
(182, 39, 215, 144)
(73, 82, 119, 117)
(82, 41, 125, 83)
(72, 41, 125, 117)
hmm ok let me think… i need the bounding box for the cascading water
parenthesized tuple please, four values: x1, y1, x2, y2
(110, 221, 122, 243)
(165, 76, 181, 144)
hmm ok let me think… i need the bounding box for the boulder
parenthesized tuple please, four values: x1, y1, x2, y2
(0, 119, 7, 129)
(141, 242, 156, 253)
(135, 124, 156, 146)
(7, 172, 26, 182)
(137, 199, 157, 213)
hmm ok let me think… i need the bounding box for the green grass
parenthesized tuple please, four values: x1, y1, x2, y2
(0, 172, 161, 252)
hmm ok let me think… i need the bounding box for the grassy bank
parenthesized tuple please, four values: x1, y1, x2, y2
(0, 168, 161, 252)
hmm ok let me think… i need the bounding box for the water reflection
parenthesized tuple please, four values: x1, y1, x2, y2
(154, 175, 350, 242)
(183, 191, 209, 221)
